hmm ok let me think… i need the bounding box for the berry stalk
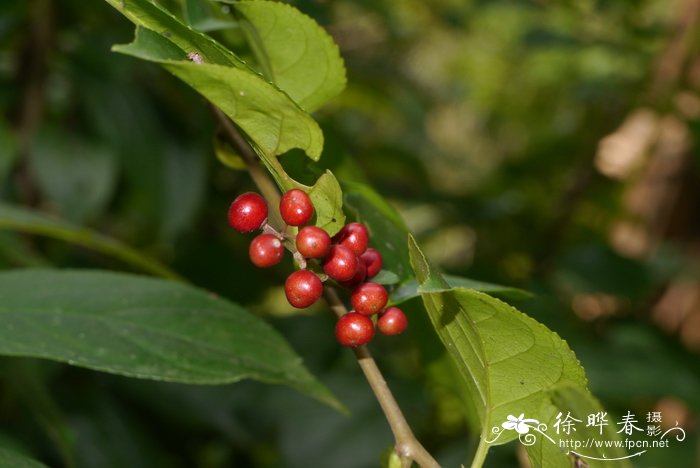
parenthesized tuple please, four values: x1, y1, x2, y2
(213, 108, 440, 468)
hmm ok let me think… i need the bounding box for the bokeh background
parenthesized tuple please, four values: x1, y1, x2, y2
(1, 0, 699, 466)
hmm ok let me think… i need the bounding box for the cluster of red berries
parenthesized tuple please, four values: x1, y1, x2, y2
(227, 190, 408, 347)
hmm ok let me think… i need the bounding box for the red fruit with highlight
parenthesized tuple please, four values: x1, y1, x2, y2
(378, 307, 408, 336)
(296, 226, 331, 258)
(284, 270, 323, 308)
(279, 189, 314, 226)
(228, 192, 268, 233)
(334, 222, 369, 256)
(351, 282, 388, 316)
(249, 234, 284, 267)
(335, 312, 375, 347)
(323, 245, 359, 282)
(361, 248, 383, 278)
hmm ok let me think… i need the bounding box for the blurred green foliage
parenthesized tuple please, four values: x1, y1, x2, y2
(1, 0, 699, 466)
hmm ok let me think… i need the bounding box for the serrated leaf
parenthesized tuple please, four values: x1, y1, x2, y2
(112, 26, 323, 160)
(230, 0, 346, 112)
(0, 269, 342, 412)
(408, 235, 628, 467)
(0, 203, 180, 281)
(0, 448, 47, 468)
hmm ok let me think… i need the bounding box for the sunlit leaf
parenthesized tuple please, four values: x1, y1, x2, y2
(408, 235, 627, 466)
(112, 26, 323, 160)
(230, 0, 346, 112)
(308, 171, 345, 236)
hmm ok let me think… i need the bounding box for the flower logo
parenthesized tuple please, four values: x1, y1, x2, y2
(502, 414, 540, 434)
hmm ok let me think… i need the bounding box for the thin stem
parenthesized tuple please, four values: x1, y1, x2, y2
(469, 438, 489, 468)
(212, 108, 440, 468)
(324, 288, 440, 468)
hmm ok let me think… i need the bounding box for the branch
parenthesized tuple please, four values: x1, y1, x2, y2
(212, 108, 440, 468)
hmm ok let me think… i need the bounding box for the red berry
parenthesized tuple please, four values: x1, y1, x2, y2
(323, 245, 359, 282)
(280, 189, 314, 226)
(351, 282, 388, 316)
(378, 307, 408, 336)
(284, 270, 323, 308)
(228, 192, 268, 233)
(296, 226, 331, 258)
(249, 234, 284, 268)
(361, 248, 383, 278)
(339, 257, 367, 289)
(333, 222, 369, 256)
(335, 312, 375, 347)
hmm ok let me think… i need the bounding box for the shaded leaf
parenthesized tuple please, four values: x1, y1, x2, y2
(0, 269, 341, 411)
(343, 182, 412, 284)
(390, 275, 531, 305)
(0, 448, 47, 468)
(183, 0, 238, 32)
(0, 203, 180, 281)
(231, 0, 346, 112)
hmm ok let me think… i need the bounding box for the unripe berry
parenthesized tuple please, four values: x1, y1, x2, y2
(249, 234, 285, 267)
(280, 189, 314, 226)
(284, 270, 323, 308)
(351, 282, 388, 316)
(339, 257, 367, 289)
(335, 312, 375, 347)
(296, 226, 331, 258)
(333, 222, 369, 256)
(378, 307, 408, 336)
(323, 244, 358, 282)
(361, 248, 383, 278)
(228, 192, 268, 233)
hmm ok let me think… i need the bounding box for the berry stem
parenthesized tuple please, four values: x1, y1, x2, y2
(324, 288, 440, 468)
(213, 108, 440, 468)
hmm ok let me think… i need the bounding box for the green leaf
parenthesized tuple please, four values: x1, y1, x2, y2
(112, 26, 323, 160)
(0, 203, 181, 281)
(390, 275, 532, 305)
(183, 0, 238, 32)
(231, 0, 346, 112)
(0, 448, 47, 468)
(0, 269, 342, 412)
(308, 171, 345, 236)
(104, 0, 245, 67)
(408, 235, 627, 466)
(343, 182, 412, 284)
